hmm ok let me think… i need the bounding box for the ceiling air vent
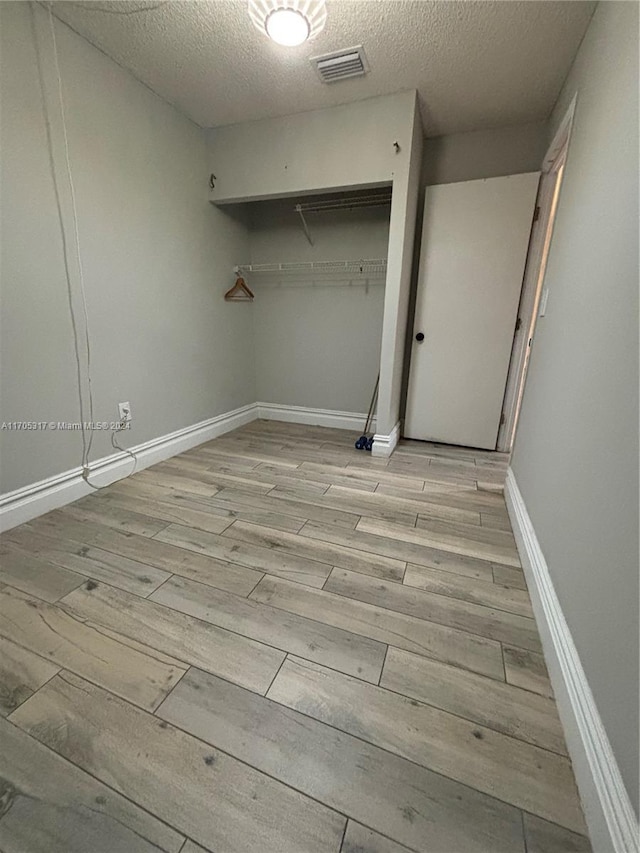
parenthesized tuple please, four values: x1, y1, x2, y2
(311, 45, 369, 84)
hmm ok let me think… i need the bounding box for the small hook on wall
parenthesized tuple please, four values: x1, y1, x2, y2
(393, 141, 401, 153)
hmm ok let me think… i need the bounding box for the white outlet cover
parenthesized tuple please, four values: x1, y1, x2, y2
(539, 288, 550, 317)
(118, 401, 132, 422)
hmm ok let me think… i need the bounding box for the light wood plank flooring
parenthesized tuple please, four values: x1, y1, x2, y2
(0, 420, 591, 853)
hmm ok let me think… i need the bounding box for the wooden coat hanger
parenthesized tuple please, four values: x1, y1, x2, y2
(224, 275, 254, 301)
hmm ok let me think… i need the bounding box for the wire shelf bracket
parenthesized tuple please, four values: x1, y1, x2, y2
(293, 191, 392, 245)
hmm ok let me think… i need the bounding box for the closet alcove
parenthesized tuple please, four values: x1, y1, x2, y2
(232, 188, 391, 422)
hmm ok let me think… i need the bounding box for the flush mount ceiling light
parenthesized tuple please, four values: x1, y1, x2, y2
(248, 0, 327, 47)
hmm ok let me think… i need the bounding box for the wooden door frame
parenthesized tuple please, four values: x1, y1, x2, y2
(497, 97, 576, 452)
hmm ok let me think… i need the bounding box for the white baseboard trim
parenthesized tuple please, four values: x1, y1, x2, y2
(505, 468, 639, 853)
(371, 421, 401, 458)
(1, 402, 385, 532)
(257, 402, 375, 432)
(0, 403, 258, 533)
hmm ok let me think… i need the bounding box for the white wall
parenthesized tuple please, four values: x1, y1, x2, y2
(510, 0, 639, 813)
(247, 199, 389, 413)
(422, 121, 548, 187)
(0, 3, 254, 495)
(378, 100, 423, 438)
(206, 92, 417, 204)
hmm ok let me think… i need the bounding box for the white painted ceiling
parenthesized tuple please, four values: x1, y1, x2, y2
(51, 0, 595, 135)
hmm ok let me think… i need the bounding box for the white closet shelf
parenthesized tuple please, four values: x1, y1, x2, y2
(234, 259, 388, 276)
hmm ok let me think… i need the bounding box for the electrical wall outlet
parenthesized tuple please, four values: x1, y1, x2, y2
(118, 402, 132, 424)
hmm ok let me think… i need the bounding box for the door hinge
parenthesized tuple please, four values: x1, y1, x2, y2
(533, 205, 541, 222)
(515, 317, 522, 332)
(500, 412, 506, 426)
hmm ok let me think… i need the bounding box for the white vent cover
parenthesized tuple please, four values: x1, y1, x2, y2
(310, 45, 369, 84)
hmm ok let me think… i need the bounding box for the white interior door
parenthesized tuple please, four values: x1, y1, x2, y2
(405, 173, 540, 450)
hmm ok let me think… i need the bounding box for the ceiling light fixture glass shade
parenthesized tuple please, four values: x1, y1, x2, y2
(248, 0, 327, 46)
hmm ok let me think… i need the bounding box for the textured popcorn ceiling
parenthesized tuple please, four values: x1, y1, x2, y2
(50, 0, 595, 134)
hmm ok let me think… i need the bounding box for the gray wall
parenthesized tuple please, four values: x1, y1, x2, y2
(0, 3, 254, 494)
(511, 0, 639, 809)
(422, 121, 548, 187)
(247, 200, 389, 413)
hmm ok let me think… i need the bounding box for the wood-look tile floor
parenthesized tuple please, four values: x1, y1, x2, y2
(0, 421, 592, 853)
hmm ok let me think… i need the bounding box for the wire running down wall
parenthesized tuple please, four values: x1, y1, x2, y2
(0, 3, 254, 496)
